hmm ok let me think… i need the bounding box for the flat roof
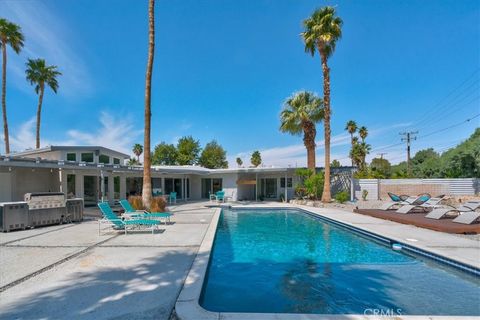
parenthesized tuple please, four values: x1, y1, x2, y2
(7, 146, 130, 159)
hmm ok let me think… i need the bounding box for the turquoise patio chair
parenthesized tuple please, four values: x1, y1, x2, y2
(98, 202, 160, 235)
(215, 191, 225, 203)
(119, 199, 172, 223)
(169, 192, 177, 204)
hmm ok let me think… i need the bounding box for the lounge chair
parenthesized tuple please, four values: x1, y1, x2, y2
(215, 191, 225, 203)
(425, 201, 480, 224)
(169, 192, 177, 204)
(98, 202, 160, 235)
(395, 196, 445, 214)
(119, 199, 172, 224)
(387, 192, 409, 202)
(379, 194, 431, 211)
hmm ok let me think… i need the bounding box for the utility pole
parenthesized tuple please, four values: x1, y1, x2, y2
(377, 152, 387, 159)
(400, 131, 418, 176)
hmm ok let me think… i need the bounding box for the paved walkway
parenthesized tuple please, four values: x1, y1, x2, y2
(1, 201, 478, 320)
(0, 202, 216, 320)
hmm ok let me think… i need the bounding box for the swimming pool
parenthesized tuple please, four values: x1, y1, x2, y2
(199, 208, 480, 316)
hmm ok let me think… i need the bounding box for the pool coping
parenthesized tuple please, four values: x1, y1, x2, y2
(175, 205, 479, 320)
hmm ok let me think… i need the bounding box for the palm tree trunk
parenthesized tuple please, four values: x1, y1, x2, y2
(320, 52, 331, 202)
(303, 120, 316, 172)
(1, 41, 10, 154)
(142, 0, 155, 209)
(35, 84, 44, 149)
(350, 133, 354, 166)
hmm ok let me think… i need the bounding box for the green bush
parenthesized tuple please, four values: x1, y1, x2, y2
(304, 173, 324, 199)
(335, 191, 349, 204)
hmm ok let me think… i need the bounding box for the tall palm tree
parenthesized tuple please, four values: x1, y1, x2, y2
(302, 6, 343, 202)
(142, 0, 155, 209)
(345, 120, 357, 166)
(25, 58, 61, 149)
(280, 91, 323, 171)
(359, 126, 368, 143)
(132, 143, 143, 162)
(0, 19, 24, 154)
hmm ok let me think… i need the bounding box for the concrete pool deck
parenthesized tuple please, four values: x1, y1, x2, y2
(0, 201, 478, 319)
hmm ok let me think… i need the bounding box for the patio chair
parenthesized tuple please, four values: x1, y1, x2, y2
(119, 199, 172, 224)
(97, 202, 160, 235)
(215, 191, 225, 203)
(387, 192, 409, 202)
(395, 196, 446, 214)
(169, 192, 177, 204)
(379, 194, 431, 211)
(425, 201, 480, 224)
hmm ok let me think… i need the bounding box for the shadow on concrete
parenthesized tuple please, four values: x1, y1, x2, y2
(0, 250, 202, 320)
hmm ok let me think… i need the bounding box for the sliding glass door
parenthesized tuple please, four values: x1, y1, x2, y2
(201, 178, 223, 198)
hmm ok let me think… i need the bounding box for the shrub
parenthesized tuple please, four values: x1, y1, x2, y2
(128, 195, 167, 212)
(362, 189, 368, 201)
(304, 173, 324, 199)
(335, 191, 349, 204)
(295, 184, 307, 199)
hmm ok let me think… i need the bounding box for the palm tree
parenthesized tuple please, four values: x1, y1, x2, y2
(359, 126, 368, 143)
(302, 6, 342, 202)
(0, 19, 24, 154)
(236, 157, 243, 167)
(25, 59, 61, 149)
(345, 120, 357, 166)
(142, 0, 155, 209)
(132, 143, 143, 162)
(280, 91, 323, 171)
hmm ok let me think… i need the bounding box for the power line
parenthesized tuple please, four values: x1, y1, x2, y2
(418, 113, 480, 139)
(408, 68, 480, 128)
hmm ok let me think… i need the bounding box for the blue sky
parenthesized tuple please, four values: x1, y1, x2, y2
(0, 0, 479, 166)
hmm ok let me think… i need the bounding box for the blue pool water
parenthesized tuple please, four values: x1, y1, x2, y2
(200, 209, 480, 315)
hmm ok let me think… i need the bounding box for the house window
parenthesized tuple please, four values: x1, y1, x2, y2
(99, 154, 110, 164)
(280, 177, 293, 188)
(67, 174, 76, 197)
(81, 152, 94, 163)
(113, 158, 120, 165)
(66, 153, 76, 161)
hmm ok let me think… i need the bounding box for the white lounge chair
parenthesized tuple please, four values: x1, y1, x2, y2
(425, 201, 480, 223)
(379, 195, 430, 211)
(395, 197, 445, 214)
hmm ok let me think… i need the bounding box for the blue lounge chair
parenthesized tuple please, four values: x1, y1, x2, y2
(119, 199, 172, 223)
(98, 202, 160, 235)
(215, 191, 225, 203)
(169, 192, 177, 204)
(380, 194, 431, 211)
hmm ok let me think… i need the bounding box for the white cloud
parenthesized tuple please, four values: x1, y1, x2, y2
(229, 122, 414, 168)
(0, 1, 93, 97)
(3, 112, 142, 156)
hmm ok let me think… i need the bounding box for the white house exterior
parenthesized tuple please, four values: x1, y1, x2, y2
(0, 146, 298, 206)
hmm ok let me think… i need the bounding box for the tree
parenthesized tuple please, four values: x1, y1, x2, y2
(345, 120, 357, 166)
(152, 142, 177, 165)
(25, 58, 61, 149)
(350, 141, 371, 170)
(370, 157, 391, 178)
(0, 19, 24, 154)
(359, 126, 368, 143)
(331, 159, 340, 167)
(302, 6, 343, 202)
(127, 158, 139, 166)
(411, 148, 440, 178)
(177, 136, 201, 165)
(280, 91, 323, 171)
(236, 157, 243, 167)
(142, 0, 155, 209)
(132, 143, 143, 162)
(251, 150, 262, 167)
(198, 140, 228, 169)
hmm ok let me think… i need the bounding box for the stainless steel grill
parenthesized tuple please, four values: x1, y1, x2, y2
(25, 193, 66, 227)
